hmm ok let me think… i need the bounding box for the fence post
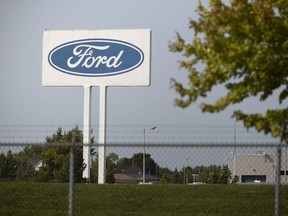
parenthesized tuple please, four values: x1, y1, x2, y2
(69, 134, 76, 216)
(275, 145, 281, 216)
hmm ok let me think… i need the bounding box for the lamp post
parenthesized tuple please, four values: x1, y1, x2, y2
(143, 126, 157, 183)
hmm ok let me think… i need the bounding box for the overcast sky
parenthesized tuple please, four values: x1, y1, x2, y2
(0, 0, 282, 144)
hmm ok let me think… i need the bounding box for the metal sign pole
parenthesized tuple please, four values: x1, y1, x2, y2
(82, 85, 92, 181)
(98, 85, 107, 184)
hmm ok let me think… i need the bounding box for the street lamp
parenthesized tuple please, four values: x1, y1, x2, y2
(143, 126, 157, 183)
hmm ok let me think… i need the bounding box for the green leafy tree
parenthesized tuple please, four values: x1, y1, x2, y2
(118, 153, 157, 176)
(118, 157, 133, 171)
(159, 167, 173, 183)
(196, 165, 231, 184)
(106, 153, 120, 183)
(183, 166, 194, 184)
(197, 165, 220, 184)
(0, 151, 18, 178)
(219, 165, 232, 184)
(16, 145, 43, 181)
(91, 152, 120, 183)
(232, 175, 240, 184)
(169, 0, 288, 142)
(172, 168, 182, 183)
(37, 126, 88, 182)
(0, 153, 5, 177)
(143, 153, 157, 176)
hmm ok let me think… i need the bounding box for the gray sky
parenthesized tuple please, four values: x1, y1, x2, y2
(0, 0, 282, 144)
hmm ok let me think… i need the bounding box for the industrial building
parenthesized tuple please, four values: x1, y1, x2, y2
(228, 151, 288, 184)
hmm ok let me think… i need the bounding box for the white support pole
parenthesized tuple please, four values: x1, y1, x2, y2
(143, 129, 146, 183)
(98, 85, 107, 184)
(82, 85, 92, 181)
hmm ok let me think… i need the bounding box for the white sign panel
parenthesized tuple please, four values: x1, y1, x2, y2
(42, 29, 151, 86)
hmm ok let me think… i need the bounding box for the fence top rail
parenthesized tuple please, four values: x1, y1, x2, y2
(0, 142, 286, 148)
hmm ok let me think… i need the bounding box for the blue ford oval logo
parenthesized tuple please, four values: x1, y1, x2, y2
(48, 39, 144, 77)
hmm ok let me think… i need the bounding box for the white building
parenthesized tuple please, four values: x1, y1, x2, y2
(228, 151, 288, 184)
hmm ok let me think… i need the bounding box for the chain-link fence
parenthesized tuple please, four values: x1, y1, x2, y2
(0, 141, 287, 216)
(0, 124, 287, 215)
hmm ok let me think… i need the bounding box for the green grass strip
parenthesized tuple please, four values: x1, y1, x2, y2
(0, 183, 287, 215)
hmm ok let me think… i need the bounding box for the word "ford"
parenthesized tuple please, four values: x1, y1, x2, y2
(48, 39, 144, 77)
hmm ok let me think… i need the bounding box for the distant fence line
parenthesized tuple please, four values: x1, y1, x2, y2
(0, 124, 279, 144)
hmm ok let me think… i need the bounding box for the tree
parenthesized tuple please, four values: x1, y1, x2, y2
(169, 0, 288, 143)
(118, 153, 157, 176)
(197, 165, 217, 184)
(182, 166, 193, 184)
(16, 145, 43, 181)
(0, 153, 5, 177)
(219, 165, 232, 184)
(0, 151, 18, 178)
(91, 152, 120, 183)
(159, 167, 173, 183)
(37, 126, 88, 182)
(193, 164, 231, 184)
(232, 175, 240, 184)
(172, 168, 182, 183)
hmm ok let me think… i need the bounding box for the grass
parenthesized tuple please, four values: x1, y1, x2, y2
(0, 182, 287, 215)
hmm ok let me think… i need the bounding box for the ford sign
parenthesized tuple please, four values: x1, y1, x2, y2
(48, 39, 144, 77)
(42, 29, 151, 86)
